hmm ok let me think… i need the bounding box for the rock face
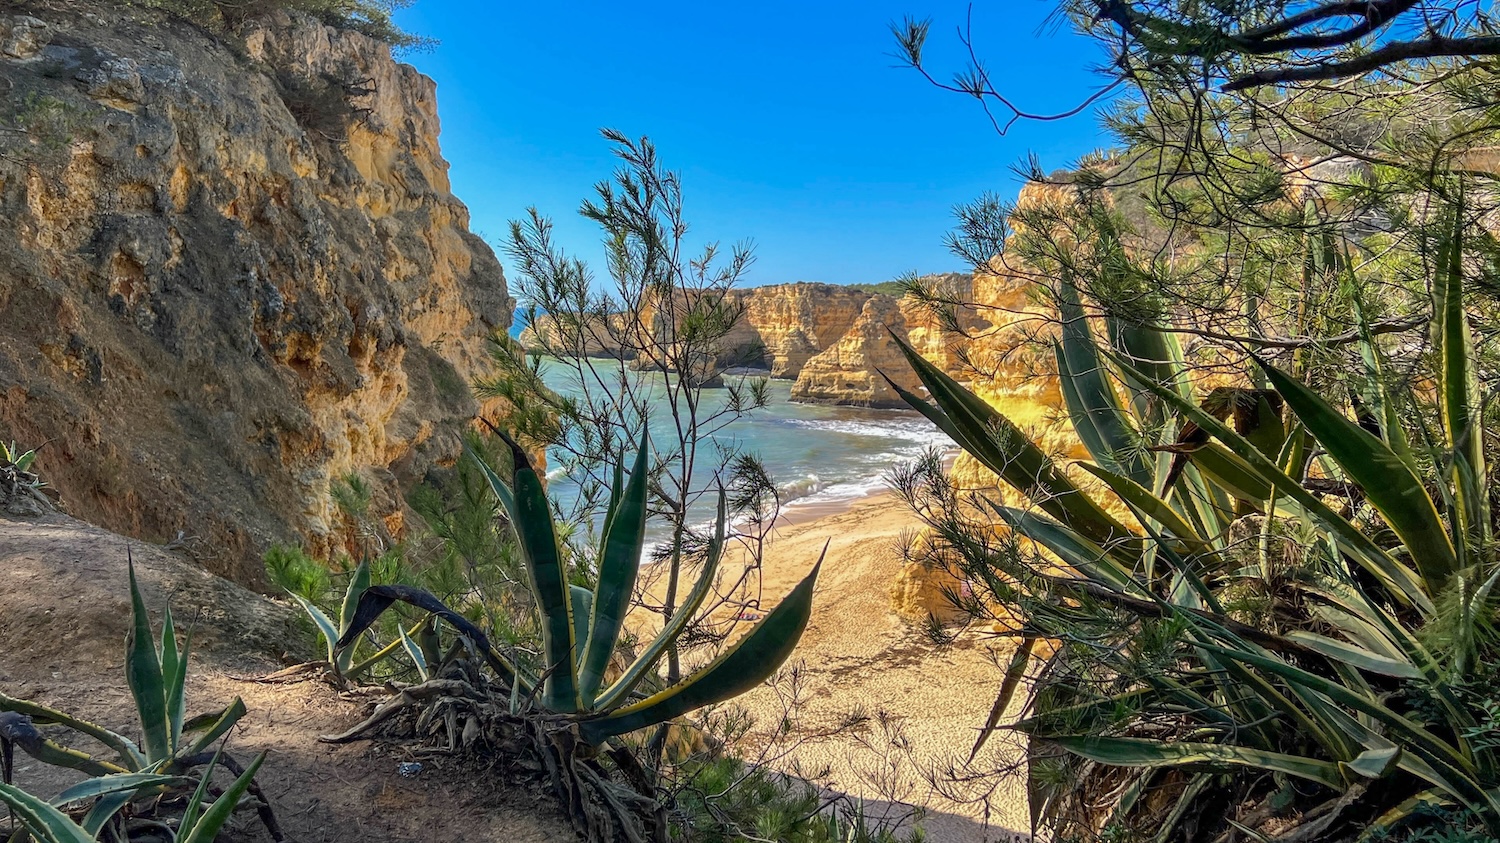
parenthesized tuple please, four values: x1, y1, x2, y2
(0, 2, 512, 585)
(790, 297, 919, 408)
(733, 282, 873, 377)
(520, 277, 981, 408)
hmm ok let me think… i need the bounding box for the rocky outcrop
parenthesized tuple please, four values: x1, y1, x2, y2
(733, 282, 873, 377)
(519, 313, 635, 359)
(519, 277, 986, 408)
(0, 2, 512, 585)
(790, 297, 920, 408)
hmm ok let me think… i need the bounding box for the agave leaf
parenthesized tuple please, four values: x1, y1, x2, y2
(336, 584, 520, 683)
(1108, 353, 1434, 614)
(986, 503, 1146, 597)
(1259, 361, 1456, 591)
(344, 636, 406, 681)
(1350, 282, 1412, 464)
(969, 637, 1035, 762)
(1077, 462, 1208, 552)
(178, 750, 266, 843)
(179, 698, 246, 761)
(1013, 687, 1158, 737)
(1283, 630, 1421, 680)
(1049, 735, 1344, 788)
(1178, 621, 1347, 759)
(594, 495, 727, 711)
(1054, 271, 1146, 484)
(161, 607, 190, 749)
(51, 773, 181, 807)
(398, 625, 429, 682)
(876, 369, 968, 454)
(80, 790, 136, 837)
(1108, 318, 1190, 425)
(176, 741, 220, 836)
(1358, 791, 1451, 842)
(334, 560, 372, 674)
(0, 694, 143, 771)
(1434, 197, 1488, 558)
(598, 450, 627, 553)
(287, 593, 340, 665)
(1149, 774, 1212, 843)
(496, 433, 579, 712)
(466, 438, 516, 514)
(579, 434, 650, 706)
(1342, 746, 1402, 780)
(126, 560, 170, 762)
(570, 585, 593, 672)
(0, 713, 126, 778)
(1187, 442, 1275, 505)
(889, 331, 1135, 550)
(0, 783, 94, 843)
(582, 554, 822, 742)
(1194, 642, 1481, 795)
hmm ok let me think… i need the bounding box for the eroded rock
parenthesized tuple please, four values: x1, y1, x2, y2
(0, 3, 513, 585)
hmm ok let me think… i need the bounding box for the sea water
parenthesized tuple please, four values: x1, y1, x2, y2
(532, 357, 950, 541)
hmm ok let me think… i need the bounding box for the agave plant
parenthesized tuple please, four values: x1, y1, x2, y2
(890, 200, 1500, 840)
(1, 438, 55, 512)
(281, 558, 417, 682)
(334, 432, 821, 743)
(0, 744, 265, 843)
(0, 560, 276, 841)
(322, 432, 820, 840)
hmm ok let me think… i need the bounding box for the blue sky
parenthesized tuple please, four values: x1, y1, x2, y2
(391, 1, 1114, 286)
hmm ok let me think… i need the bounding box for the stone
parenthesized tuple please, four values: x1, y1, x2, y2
(0, 3, 513, 586)
(0, 15, 48, 60)
(790, 296, 919, 408)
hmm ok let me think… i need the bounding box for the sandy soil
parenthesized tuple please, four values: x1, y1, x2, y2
(0, 495, 1032, 843)
(670, 492, 1034, 842)
(0, 511, 570, 843)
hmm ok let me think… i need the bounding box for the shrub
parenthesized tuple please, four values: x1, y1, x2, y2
(0, 562, 278, 841)
(892, 194, 1500, 840)
(320, 432, 822, 840)
(119, 0, 431, 50)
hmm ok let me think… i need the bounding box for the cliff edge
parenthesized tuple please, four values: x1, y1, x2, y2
(0, 2, 512, 585)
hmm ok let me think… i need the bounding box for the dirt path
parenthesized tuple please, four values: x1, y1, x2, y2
(0, 511, 570, 843)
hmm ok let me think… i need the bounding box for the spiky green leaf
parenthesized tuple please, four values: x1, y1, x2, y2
(594, 495, 727, 711)
(579, 435, 650, 706)
(178, 750, 266, 843)
(1108, 352, 1434, 614)
(51, 773, 181, 807)
(1049, 736, 1344, 788)
(496, 433, 579, 712)
(0, 783, 95, 843)
(890, 332, 1135, 550)
(1259, 361, 1456, 591)
(126, 559, 170, 762)
(583, 554, 822, 741)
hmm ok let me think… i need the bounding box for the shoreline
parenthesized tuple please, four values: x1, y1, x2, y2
(711, 474, 1027, 842)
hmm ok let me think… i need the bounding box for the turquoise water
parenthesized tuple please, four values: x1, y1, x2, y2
(533, 357, 949, 538)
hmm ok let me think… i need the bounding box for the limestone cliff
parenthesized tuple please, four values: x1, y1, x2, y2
(0, 2, 512, 585)
(789, 297, 920, 408)
(518, 278, 981, 409)
(732, 282, 872, 377)
(791, 273, 980, 409)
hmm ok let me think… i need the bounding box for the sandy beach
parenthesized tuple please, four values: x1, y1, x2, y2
(694, 489, 1032, 841)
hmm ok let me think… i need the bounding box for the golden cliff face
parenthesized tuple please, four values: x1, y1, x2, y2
(790, 296, 921, 408)
(0, 5, 512, 585)
(734, 282, 873, 377)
